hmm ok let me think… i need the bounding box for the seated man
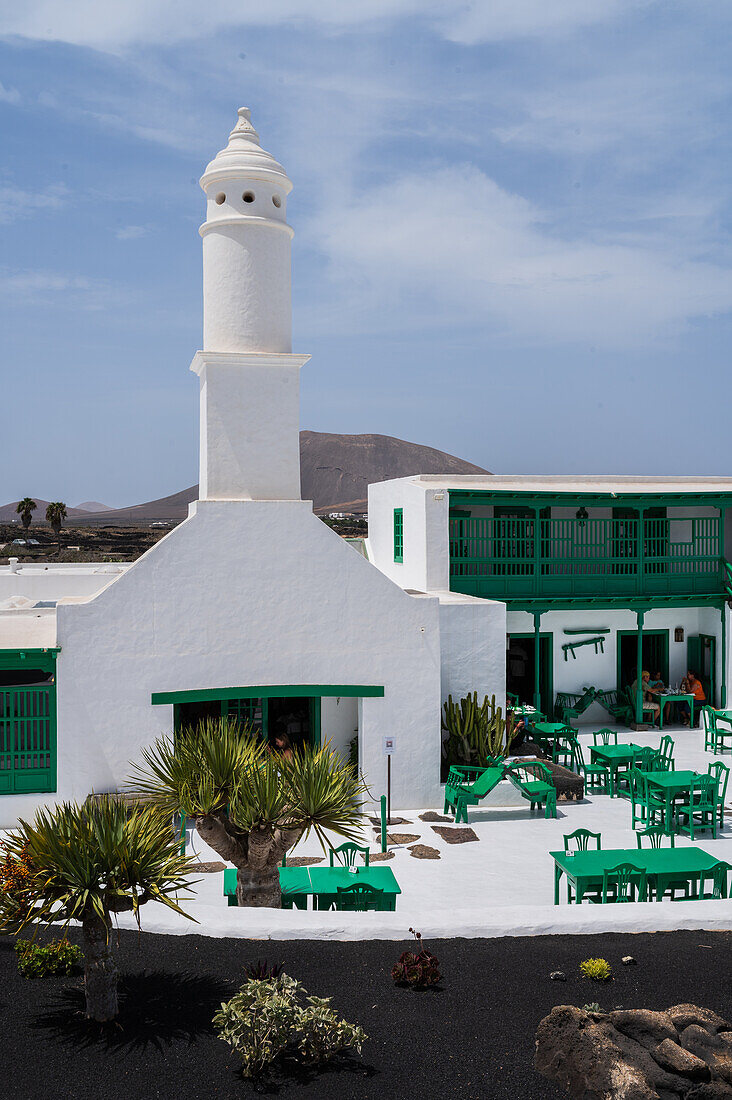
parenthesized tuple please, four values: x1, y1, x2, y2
(648, 670, 671, 724)
(630, 670, 660, 725)
(679, 670, 706, 727)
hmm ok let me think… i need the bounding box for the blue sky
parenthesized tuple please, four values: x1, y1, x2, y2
(1, 1, 731, 506)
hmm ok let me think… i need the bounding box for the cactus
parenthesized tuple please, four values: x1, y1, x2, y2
(442, 693, 514, 767)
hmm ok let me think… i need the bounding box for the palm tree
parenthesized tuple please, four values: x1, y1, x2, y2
(129, 719, 368, 908)
(15, 497, 37, 530)
(0, 797, 195, 1021)
(45, 501, 67, 552)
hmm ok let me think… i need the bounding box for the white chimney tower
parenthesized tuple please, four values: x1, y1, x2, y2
(190, 108, 309, 501)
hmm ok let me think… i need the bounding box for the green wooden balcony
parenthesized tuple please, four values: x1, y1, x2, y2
(449, 515, 727, 603)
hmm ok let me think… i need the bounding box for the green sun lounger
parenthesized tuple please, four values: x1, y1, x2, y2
(444, 765, 505, 824)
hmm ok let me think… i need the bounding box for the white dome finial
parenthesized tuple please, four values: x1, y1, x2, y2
(199, 106, 291, 192)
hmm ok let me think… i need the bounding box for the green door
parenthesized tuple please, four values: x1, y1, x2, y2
(688, 635, 716, 706)
(0, 685, 56, 794)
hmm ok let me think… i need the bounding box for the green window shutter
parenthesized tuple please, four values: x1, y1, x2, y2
(0, 656, 57, 795)
(393, 508, 403, 563)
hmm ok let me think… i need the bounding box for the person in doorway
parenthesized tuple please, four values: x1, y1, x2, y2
(679, 670, 705, 727)
(506, 702, 527, 752)
(648, 670, 671, 725)
(271, 731, 294, 761)
(630, 670, 660, 725)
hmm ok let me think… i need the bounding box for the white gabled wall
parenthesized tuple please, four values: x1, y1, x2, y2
(0, 501, 444, 826)
(439, 595, 507, 708)
(367, 478, 449, 592)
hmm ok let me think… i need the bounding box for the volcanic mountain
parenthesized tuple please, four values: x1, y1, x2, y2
(2, 432, 489, 524)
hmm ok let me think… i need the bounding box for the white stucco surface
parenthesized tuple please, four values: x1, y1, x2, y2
(55, 722, 731, 942)
(0, 498, 444, 827)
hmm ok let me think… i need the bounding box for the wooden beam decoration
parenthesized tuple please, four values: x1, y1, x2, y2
(559, 638, 603, 660)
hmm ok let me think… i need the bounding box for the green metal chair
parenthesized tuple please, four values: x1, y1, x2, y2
(564, 829, 602, 903)
(658, 735, 675, 772)
(602, 862, 647, 904)
(636, 826, 674, 849)
(676, 775, 717, 840)
(333, 883, 384, 912)
(700, 862, 728, 900)
(571, 741, 610, 795)
(702, 707, 732, 755)
(555, 688, 596, 726)
(634, 747, 659, 771)
(330, 842, 370, 869)
(593, 729, 618, 747)
(552, 731, 578, 769)
(505, 761, 557, 819)
(707, 761, 730, 828)
(563, 828, 601, 852)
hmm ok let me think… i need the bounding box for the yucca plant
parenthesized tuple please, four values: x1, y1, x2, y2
(128, 718, 369, 909)
(0, 797, 196, 1022)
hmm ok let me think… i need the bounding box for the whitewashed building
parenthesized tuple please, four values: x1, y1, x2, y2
(3, 109, 731, 827)
(368, 475, 732, 730)
(0, 109, 499, 825)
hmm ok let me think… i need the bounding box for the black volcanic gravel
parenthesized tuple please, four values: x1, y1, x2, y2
(2, 928, 732, 1099)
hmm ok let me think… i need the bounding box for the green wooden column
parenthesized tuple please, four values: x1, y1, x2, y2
(637, 507, 645, 598)
(635, 609, 645, 724)
(533, 610, 542, 711)
(722, 603, 728, 709)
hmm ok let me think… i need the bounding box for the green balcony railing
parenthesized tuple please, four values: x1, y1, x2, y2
(449, 515, 725, 601)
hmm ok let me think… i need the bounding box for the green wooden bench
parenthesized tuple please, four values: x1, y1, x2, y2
(594, 688, 632, 725)
(444, 764, 505, 824)
(555, 688, 596, 725)
(506, 760, 558, 818)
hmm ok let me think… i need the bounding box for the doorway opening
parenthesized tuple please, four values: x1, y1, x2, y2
(507, 633, 553, 715)
(616, 630, 669, 692)
(175, 695, 320, 751)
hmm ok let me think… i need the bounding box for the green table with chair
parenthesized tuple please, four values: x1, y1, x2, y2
(223, 865, 400, 911)
(590, 742, 650, 797)
(551, 846, 728, 905)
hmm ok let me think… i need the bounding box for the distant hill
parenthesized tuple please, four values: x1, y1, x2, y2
(1, 432, 489, 525)
(74, 501, 113, 512)
(0, 499, 89, 522)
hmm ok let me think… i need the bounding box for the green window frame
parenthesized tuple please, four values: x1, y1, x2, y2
(393, 508, 404, 563)
(0, 649, 58, 796)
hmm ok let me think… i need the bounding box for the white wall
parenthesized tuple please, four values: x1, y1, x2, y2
(0, 564, 128, 603)
(439, 595, 506, 705)
(321, 695, 358, 764)
(0, 500, 443, 826)
(367, 478, 449, 592)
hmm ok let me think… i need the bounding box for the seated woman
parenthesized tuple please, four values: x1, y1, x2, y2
(679, 670, 706, 727)
(630, 670, 660, 725)
(648, 670, 671, 725)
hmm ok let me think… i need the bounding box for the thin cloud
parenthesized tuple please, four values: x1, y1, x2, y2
(306, 166, 732, 346)
(0, 183, 68, 224)
(115, 225, 148, 240)
(0, 0, 649, 51)
(0, 81, 20, 103)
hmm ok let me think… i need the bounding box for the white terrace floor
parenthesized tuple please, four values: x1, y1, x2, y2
(105, 722, 732, 941)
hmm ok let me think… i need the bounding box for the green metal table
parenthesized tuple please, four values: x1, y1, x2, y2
(514, 705, 546, 721)
(590, 743, 647, 797)
(644, 770, 700, 833)
(309, 866, 401, 911)
(551, 846, 727, 905)
(532, 722, 572, 753)
(656, 693, 694, 730)
(223, 865, 401, 910)
(224, 866, 313, 909)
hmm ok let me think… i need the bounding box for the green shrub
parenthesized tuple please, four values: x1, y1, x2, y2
(15, 938, 83, 979)
(213, 972, 366, 1078)
(579, 958, 612, 982)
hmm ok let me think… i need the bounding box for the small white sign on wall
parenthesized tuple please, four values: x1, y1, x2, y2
(383, 736, 396, 755)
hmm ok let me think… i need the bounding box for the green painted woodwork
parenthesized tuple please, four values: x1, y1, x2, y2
(562, 636, 605, 661)
(563, 628, 610, 635)
(152, 684, 385, 705)
(505, 760, 558, 818)
(448, 491, 728, 603)
(223, 865, 400, 911)
(0, 651, 57, 796)
(393, 507, 403, 563)
(507, 631, 553, 718)
(443, 764, 504, 823)
(329, 842, 370, 868)
(552, 845, 726, 905)
(450, 490, 732, 510)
